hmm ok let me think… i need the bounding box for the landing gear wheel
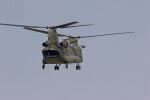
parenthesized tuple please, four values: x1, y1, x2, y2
(54, 65, 59, 70)
(65, 64, 68, 69)
(76, 65, 81, 70)
(42, 64, 45, 69)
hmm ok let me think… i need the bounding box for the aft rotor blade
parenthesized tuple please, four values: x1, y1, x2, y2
(75, 32, 134, 38)
(0, 23, 46, 28)
(57, 34, 72, 37)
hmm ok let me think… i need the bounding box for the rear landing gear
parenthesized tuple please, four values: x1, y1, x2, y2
(42, 64, 45, 69)
(65, 64, 68, 69)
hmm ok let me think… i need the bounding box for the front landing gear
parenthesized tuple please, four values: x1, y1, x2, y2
(76, 64, 81, 70)
(54, 64, 59, 70)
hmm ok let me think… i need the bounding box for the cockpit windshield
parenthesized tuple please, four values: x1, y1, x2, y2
(42, 50, 59, 57)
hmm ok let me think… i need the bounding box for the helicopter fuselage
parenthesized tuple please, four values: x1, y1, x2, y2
(42, 46, 83, 64)
(42, 28, 83, 65)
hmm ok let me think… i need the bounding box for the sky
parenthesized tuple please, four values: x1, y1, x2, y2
(0, 0, 149, 100)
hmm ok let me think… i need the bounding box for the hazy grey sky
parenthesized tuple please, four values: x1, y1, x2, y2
(0, 0, 149, 100)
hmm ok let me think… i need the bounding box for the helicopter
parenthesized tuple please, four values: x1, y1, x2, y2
(0, 21, 134, 70)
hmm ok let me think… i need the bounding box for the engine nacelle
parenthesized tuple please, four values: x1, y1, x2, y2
(42, 41, 48, 47)
(60, 40, 68, 48)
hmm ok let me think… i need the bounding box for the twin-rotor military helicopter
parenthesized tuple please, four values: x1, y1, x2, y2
(0, 21, 133, 70)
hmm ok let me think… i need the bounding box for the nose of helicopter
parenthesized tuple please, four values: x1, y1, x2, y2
(42, 50, 60, 57)
(42, 50, 65, 64)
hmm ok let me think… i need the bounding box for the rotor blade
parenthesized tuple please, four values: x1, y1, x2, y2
(0, 21, 89, 29)
(52, 21, 79, 29)
(24, 27, 69, 37)
(24, 27, 48, 34)
(57, 34, 71, 37)
(74, 32, 134, 38)
(65, 24, 94, 28)
(0, 23, 46, 28)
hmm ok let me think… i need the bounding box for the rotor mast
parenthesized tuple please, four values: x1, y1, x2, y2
(47, 28, 59, 49)
(68, 37, 78, 46)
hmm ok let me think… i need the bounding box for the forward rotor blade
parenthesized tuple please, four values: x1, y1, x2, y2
(0, 23, 46, 28)
(24, 27, 48, 34)
(65, 24, 94, 28)
(52, 21, 79, 29)
(0, 22, 79, 29)
(0, 21, 91, 29)
(24, 27, 68, 37)
(74, 32, 134, 38)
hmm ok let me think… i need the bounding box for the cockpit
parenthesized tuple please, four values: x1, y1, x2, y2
(42, 50, 60, 57)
